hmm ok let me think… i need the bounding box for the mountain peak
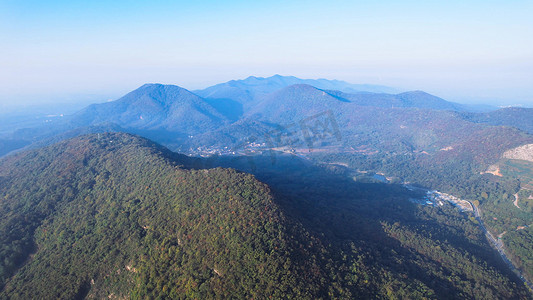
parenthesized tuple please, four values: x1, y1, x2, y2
(397, 90, 432, 97)
(70, 83, 226, 134)
(134, 83, 190, 94)
(139, 83, 164, 88)
(118, 83, 205, 107)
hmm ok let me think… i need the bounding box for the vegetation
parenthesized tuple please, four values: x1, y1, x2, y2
(0, 133, 327, 298)
(2, 78, 533, 298)
(313, 149, 533, 285)
(214, 153, 531, 299)
(0, 133, 529, 298)
(461, 107, 533, 135)
(0, 139, 29, 157)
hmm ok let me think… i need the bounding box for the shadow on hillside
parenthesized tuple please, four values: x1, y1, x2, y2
(191, 152, 515, 295)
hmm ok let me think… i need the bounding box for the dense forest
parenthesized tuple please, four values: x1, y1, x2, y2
(0, 133, 530, 299)
(217, 153, 533, 298)
(312, 149, 533, 285)
(0, 133, 336, 298)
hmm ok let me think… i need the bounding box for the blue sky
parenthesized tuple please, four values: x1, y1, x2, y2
(0, 0, 532, 106)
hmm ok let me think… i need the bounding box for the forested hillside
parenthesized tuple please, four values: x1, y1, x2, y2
(0, 133, 330, 298)
(0, 133, 530, 299)
(460, 107, 533, 135)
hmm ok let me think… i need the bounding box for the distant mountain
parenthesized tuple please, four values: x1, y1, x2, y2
(245, 84, 349, 123)
(460, 107, 533, 134)
(1, 81, 525, 163)
(194, 74, 400, 105)
(395, 91, 465, 110)
(325, 89, 469, 111)
(0, 78, 495, 157)
(71, 83, 228, 134)
(197, 75, 488, 115)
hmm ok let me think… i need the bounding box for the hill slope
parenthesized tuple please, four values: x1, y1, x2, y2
(0, 133, 331, 299)
(0, 133, 530, 299)
(245, 84, 350, 123)
(461, 107, 533, 134)
(1, 133, 531, 299)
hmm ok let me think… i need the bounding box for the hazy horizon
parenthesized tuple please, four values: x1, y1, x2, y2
(1, 1, 532, 107)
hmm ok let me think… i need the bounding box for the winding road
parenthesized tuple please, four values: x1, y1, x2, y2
(287, 157, 533, 293)
(466, 200, 533, 291)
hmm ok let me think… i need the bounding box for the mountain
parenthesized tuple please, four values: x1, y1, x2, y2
(0, 133, 335, 298)
(197, 75, 483, 117)
(245, 84, 349, 123)
(194, 75, 400, 105)
(0, 79, 490, 157)
(4, 81, 524, 173)
(1, 84, 233, 155)
(71, 83, 228, 135)
(213, 152, 532, 298)
(0, 133, 529, 299)
(391, 90, 465, 111)
(237, 84, 531, 167)
(184, 119, 276, 150)
(461, 107, 533, 134)
(324, 89, 470, 111)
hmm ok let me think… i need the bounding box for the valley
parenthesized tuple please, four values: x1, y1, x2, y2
(1, 75, 533, 298)
(215, 144, 533, 291)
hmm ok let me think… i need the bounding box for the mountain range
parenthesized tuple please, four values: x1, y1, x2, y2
(1, 75, 533, 297)
(194, 75, 401, 104)
(0, 75, 507, 155)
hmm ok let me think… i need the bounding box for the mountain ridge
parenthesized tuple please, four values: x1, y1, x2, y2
(194, 75, 401, 104)
(2, 79, 484, 157)
(0, 132, 529, 299)
(0, 133, 334, 298)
